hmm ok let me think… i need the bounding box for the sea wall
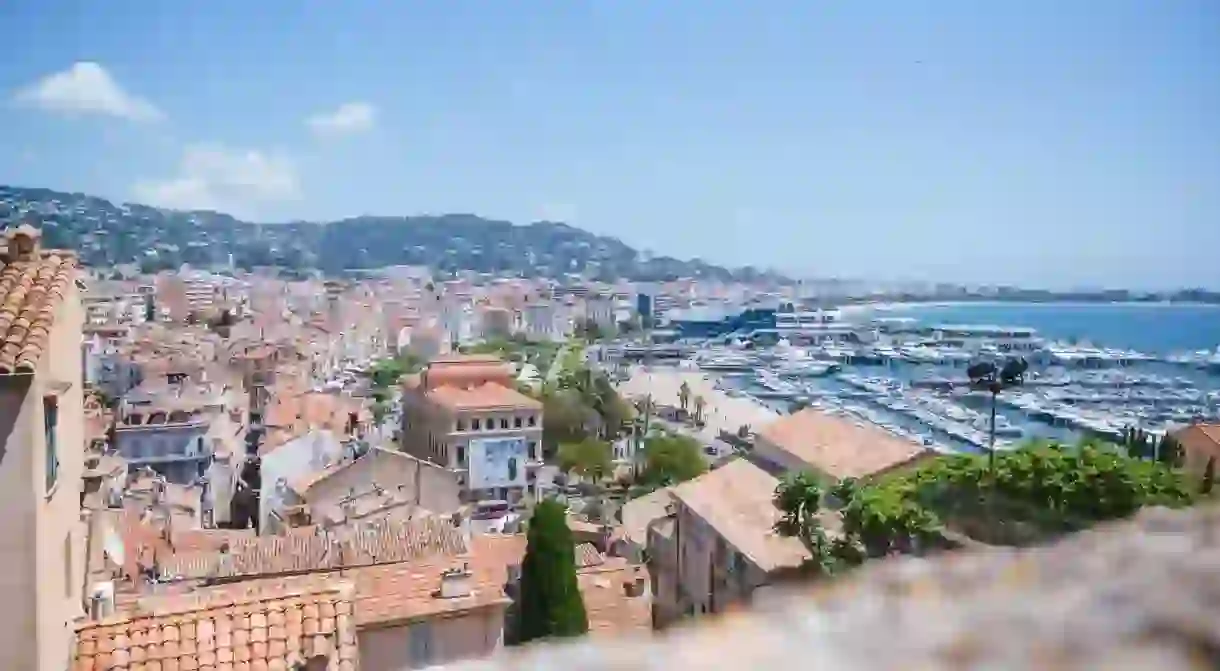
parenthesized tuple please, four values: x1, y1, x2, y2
(449, 504, 1219, 670)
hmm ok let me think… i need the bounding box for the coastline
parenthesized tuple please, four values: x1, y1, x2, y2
(617, 367, 780, 440)
(844, 300, 1220, 314)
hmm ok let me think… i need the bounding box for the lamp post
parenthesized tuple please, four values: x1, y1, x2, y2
(966, 357, 1029, 475)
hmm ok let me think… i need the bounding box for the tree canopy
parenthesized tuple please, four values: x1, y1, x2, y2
(773, 439, 1199, 573)
(638, 432, 707, 487)
(516, 499, 589, 643)
(366, 352, 422, 390)
(558, 437, 614, 482)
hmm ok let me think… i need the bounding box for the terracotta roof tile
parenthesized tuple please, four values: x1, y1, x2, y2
(574, 542, 606, 569)
(464, 535, 649, 639)
(757, 408, 933, 480)
(427, 382, 542, 411)
(157, 516, 467, 581)
(73, 580, 358, 671)
(0, 227, 76, 373)
(670, 459, 812, 573)
(578, 561, 652, 638)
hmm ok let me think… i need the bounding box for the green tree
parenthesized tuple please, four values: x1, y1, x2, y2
(366, 353, 422, 390)
(558, 438, 613, 482)
(639, 432, 706, 486)
(543, 387, 594, 439)
(1156, 434, 1185, 467)
(772, 472, 836, 574)
(827, 477, 859, 509)
(516, 499, 589, 643)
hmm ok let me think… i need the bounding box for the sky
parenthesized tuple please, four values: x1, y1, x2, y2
(0, 1, 1217, 289)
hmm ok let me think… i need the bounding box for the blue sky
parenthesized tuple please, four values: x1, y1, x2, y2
(1, 1, 1217, 288)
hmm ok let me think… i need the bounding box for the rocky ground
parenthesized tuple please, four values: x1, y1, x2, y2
(461, 504, 1219, 670)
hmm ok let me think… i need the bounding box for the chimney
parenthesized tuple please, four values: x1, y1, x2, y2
(3, 224, 42, 263)
(438, 564, 473, 599)
(623, 572, 646, 598)
(88, 581, 116, 620)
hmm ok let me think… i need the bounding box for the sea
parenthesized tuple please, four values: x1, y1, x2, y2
(873, 302, 1220, 355)
(725, 302, 1220, 452)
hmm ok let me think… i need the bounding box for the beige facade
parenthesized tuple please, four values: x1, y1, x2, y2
(0, 227, 87, 671)
(358, 606, 506, 670)
(401, 355, 544, 503)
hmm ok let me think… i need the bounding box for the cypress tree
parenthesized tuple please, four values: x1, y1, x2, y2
(516, 498, 589, 643)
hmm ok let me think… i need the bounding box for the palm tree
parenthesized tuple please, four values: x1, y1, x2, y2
(678, 381, 691, 415)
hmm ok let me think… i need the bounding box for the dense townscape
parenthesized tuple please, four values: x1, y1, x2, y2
(2, 205, 1219, 670)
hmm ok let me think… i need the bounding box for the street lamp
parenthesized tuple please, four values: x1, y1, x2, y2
(966, 357, 1029, 474)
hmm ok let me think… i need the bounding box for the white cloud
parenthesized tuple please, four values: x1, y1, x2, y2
(13, 61, 163, 122)
(307, 101, 377, 136)
(133, 144, 300, 216)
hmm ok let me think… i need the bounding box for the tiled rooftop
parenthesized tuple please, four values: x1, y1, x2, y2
(157, 516, 467, 582)
(619, 487, 674, 547)
(670, 458, 812, 573)
(757, 408, 933, 480)
(0, 225, 76, 373)
(427, 382, 542, 411)
(73, 580, 359, 671)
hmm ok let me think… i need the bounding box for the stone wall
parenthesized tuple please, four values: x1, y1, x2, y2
(447, 504, 1219, 670)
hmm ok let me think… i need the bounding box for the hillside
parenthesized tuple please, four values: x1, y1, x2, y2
(0, 184, 785, 282)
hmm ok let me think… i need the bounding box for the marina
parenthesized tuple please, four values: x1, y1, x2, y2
(646, 308, 1220, 457)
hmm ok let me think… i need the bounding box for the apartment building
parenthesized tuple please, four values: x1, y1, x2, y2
(401, 355, 544, 504)
(0, 225, 87, 671)
(81, 282, 146, 325)
(112, 375, 247, 484)
(82, 324, 142, 399)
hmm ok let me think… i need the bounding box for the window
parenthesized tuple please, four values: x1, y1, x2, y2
(456, 419, 466, 431)
(456, 445, 466, 467)
(527, 415, 537, 427)
(528, 441, 538, 461)
(514, 416, 522, 428)
(500, 418, 508, 430)
(64, 532, 73, 598)
(471, 418, 481, 431)
(44, 396, 59, 492)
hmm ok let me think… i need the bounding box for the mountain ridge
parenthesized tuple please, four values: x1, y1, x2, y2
(0, 184, 790, 283)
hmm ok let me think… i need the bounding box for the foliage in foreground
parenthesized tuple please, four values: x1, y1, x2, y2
(516, 499, 589, 644)
(773, 441, 1198, 572)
